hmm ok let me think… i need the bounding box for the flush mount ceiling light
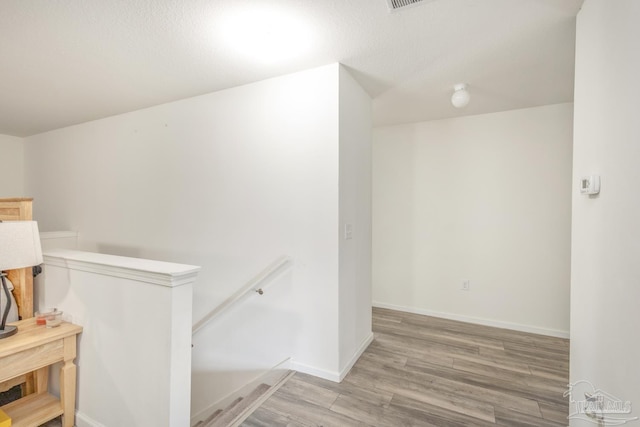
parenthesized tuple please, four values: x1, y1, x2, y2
(451, 83, 470, 108)
(219, 7, 313, 65)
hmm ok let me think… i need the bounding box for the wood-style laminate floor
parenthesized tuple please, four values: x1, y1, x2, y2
(242, 307, 570, 427)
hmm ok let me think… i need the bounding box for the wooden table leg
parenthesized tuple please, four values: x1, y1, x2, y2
(23, 372, 35, 395)
(34, 366, 49, 394)
(60, 335, 77, 427)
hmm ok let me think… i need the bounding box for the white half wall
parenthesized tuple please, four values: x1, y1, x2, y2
(570, 1, 640, 425)
(0, 134, 24, 196)
(373, 103, 573, 336)
(41, 249, 199, 427)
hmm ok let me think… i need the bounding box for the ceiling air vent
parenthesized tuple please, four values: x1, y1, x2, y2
(386, 0, 428, 11)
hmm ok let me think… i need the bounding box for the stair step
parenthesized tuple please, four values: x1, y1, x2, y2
(195, 408, 223, 426)
(206, 383, 271, 427)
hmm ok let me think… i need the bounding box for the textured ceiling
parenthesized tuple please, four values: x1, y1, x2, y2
(0, 0, 583, 137)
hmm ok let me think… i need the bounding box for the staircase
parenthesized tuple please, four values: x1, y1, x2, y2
(194, 371, 294, 427)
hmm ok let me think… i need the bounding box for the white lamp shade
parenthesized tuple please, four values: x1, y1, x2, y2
(0, 221, 43, 271)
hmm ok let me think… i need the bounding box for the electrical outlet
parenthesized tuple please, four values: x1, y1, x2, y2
(345, 223, 353, 240)
(461, 280, 470, 291)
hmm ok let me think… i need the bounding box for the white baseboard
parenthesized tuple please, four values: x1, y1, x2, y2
(75, 411, 106, 427)
(289, 360, 341, 382)
(373, 301, 569, 339)
(338, 332, 374, 381)
(290, 332, 374, 383)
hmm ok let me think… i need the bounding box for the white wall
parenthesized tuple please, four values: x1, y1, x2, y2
(23, 63, 372, 416)
(337, 67, 373, 374)
(373, 103, 573, 336)
(0, 134, 24, 196)
(570, 1, 640, 425)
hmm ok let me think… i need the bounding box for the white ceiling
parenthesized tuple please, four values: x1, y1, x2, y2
(0, 0, 583, 137)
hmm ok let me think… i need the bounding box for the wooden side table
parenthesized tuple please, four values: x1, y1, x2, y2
(0, 318, 82, 427)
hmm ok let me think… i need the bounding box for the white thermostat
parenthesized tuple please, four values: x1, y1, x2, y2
(580, 175, 600, 195)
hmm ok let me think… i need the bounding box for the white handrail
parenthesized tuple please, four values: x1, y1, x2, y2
(192, 255, 293, 335)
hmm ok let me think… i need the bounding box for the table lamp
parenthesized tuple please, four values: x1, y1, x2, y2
(0, 221, 43, 339)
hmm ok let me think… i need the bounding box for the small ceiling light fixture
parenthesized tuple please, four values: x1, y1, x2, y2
(451, 83, 470, 108)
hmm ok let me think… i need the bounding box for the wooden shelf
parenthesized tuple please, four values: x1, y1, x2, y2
(0, 319, 82, 427)
(1, 392, 63, 427)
